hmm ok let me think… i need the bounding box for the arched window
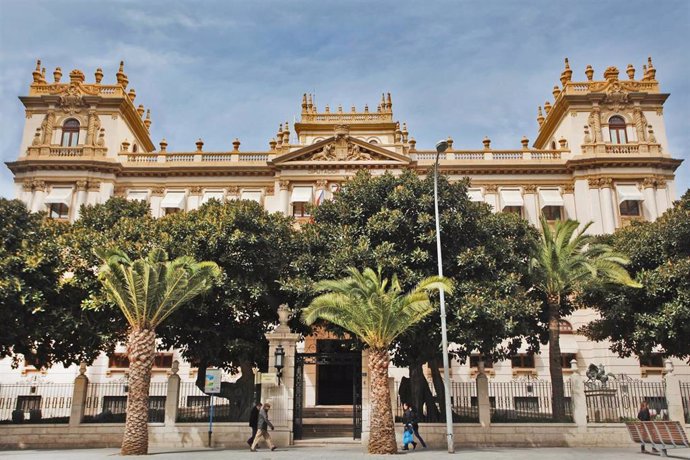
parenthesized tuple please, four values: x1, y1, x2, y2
(608, 116, 627, 144)
(60, 119, 80, 147)
(559, 320, 573, 334)
(551, 140, 557, 150)
(132, 144, 138, 153)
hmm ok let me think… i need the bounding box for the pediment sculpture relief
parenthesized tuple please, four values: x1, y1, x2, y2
(306, 141, 380, 161)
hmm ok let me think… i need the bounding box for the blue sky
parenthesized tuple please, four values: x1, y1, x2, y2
(1, 0, 688, 198)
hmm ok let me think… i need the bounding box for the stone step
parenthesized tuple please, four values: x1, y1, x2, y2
(302, 424, 354, 438)
(302, 417, 352, 425)
(302, 406, 353, 418)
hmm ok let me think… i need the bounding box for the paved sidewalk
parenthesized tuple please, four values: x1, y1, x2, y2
(2, 445, 686, 459)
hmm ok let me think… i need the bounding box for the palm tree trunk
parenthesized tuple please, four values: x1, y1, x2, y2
(367, 348, 397, 454)
(121, 328, 156, 455)
(547, 298, 566, 422)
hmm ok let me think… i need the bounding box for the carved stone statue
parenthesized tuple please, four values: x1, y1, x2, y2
(346, 143, 372, 160)
(588, 109, 602, 143)
(633, 108, 647, 142)
(312, 143, 335, 160)
(41, 111, 55, 144)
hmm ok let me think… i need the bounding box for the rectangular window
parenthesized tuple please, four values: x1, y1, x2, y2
(469, 355, 494, 369)
(619, 200, 641, 217)
(511, 354, 535, 369)
(292, 202, 310, 217)
(542, 206, 562, 221)
(639, 353, 664, 368)
(16, 395, 42, 412)
(560, 353, 577, 368)
(48, 203, 69, 219)
(502, 206, 522, 216)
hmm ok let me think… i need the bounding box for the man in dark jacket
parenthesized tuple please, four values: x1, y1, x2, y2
(250, 402, 276, 451)
(402, 403, 427, 449)
(247, 402, 262, 447)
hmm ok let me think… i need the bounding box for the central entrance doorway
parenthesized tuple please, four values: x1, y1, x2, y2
(293, 342, 362, 440)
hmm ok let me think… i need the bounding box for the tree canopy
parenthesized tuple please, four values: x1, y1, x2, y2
(582, 190, 690, 361)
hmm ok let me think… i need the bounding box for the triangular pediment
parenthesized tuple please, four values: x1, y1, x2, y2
(272, 136, 411, 165)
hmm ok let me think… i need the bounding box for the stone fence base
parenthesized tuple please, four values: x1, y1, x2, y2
(0, 423, 291, 450)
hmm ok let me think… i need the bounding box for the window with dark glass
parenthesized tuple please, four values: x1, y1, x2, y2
(108, 352, 173, 368)
(469, 355, 493, 369)
(511, 354, 535, 369)
(503, 206, 522, 216)
(60, 119, 80, 147)
(608, 116, 627, 144)
(639, 353, 664, 368)
(560, 353, 577, 368)
(620, 200, 641, 216)
(48, 203, 69, 219)
(164, 207, 181, 215)
(542, 206, 562, 221)
(559, 320, 573, 334)
(292, 202, 310, 217)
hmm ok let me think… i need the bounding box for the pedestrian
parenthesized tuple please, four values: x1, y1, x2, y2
(637, 401, 651, 421)
(250, 402, 276, 452)
(247, 402, 262, 448)
(402, 402, 427, 448)
(402, 423, 415, 451)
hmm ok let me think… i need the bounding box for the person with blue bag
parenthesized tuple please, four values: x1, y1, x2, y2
(402, 423, 416, 450)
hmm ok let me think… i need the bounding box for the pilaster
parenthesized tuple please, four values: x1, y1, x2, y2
(69, 363, 88, 427)
(523, 185, 538, 226)
(30, 180, 46, 213)
(278, 180, 290, 216)
(476, 362, 491, 427)
(642, 178, 658, 222)
(662, 360, 685, 423)
(599, 178, 616, 234)
(165, 361, 181, 426)
(568, 360, 588, 430)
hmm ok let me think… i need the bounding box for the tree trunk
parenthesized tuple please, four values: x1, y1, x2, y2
(367, 348, 397, 454)
(547, 298, 566, 422)
(428, 359, 446, 421)
(409, 363, 441, 422)
(121, 328, 156, 456)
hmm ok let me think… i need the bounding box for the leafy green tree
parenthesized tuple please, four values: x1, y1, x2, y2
(582, 190, 690, 360)
(0, 199, 122, 368)
(302, 267, 452, 455)
(155, 200, 299, 416)
(290, 170, 540, 419)
(96, 247, 220, 456)
(529, 216, 640, 421)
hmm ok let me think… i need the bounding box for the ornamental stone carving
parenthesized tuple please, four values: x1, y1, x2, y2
(76, 180, 88, 191)
(151, 186, 165, 196)
(315, 180, 328, 189)
(87, 180, 101, 191)
(22, 180, 34, 192)
(279, 180, 290, 191)
(587, 109, 602, 143)
(41, 111, 55, 144)
(633, 108, 648, 142)
(265, 186, 274, 195)
(113, 186, 126, 197)
(588, 178, 600, 189)
(563, 183, 575, 194)
(642, 177, 656, 189)
(189, 186, 203, 195)
(226, 186, 240, 195)
(655, 178, 667, 188)
(599, 177, 613, 189)
(32, 180, 47, 192)
(523, 185, 537, 193)
(484, 184, 499, 193)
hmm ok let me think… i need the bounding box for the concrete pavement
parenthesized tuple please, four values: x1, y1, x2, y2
(1, 445, 686, 459)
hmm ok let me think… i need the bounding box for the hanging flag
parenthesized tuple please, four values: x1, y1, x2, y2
(315, 188, 325, 206)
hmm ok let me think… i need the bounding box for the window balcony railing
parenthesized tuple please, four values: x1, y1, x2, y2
(25, 145, 108, 158)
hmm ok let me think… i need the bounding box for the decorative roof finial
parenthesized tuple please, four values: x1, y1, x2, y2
(116, 60, 128, 89)
(137, 104, 145, 117)
(544, 100, 552, 115)
(386, 92, 392, 110)
(53, 67, 62, 83)
(144, 109, 151, 130)
(232, 138, 240, 151)
(537, 106, 545, 127)
(324, 104, 330, 113)
(646, 56, 656, 80)
(301, 93, 308, 113)
(408, 137, 416, 152)
(558, 137, 568, 149)
(364, 104, 369, 113)
(121, 138, 131, 152)
(337, 104, 343, 113)
(521, 136, 529, 150)
(603, 66, 619, 81)
(41, 67, 46, 83)
(94, 67, 103, 84)
(69, 69, 85, 84)
(446, 135, 453, 150)
(626, 64, 635, 80)
(196, 138, 204, 152)
(552, 85, 561, 100)
(128, 88, 136, 102)
(269, 138, 277, 151)
(32, 59, 42, 83)
(585, 65, 594, 81)
(483, 136, 491, 150)
(159, 138, 168, 152)
(561, 57, 573, 84)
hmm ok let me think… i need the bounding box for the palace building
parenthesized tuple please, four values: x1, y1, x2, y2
(2, 57, 687, 418)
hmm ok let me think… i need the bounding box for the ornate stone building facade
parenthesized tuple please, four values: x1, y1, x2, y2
(2, 58, 687, 387)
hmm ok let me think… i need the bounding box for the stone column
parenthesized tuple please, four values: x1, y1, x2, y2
(86, 181, 101, 206)
(599, 178, 616, 234)
(663, 360, 685, 423)
(523, 185, 538, 226)
(476, 362, 491, 427)
(483, 185, 498, 213)
(74, 180, 88, 221)
(30, 180, 47, 213)
(568, 360, 588, 430)
(69, 363, 89, 427)
(563, 184, 576, 220)
(20, 180, 33, 209)
(264, 304, 300, 444)
(150, 186, 164, 218)
(642, 178, 658, 222)
(655, 179, 670, 215)
(165, 360, 181, 426)
(279, 180, 290, 216)
(586, 179, 603, 234)
(187, 186, 202, 211)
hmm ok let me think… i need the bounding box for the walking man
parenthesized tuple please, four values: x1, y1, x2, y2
(250, 402, 276, 451)
(247, 402, 262, 447)
(402, 402, 427, 448)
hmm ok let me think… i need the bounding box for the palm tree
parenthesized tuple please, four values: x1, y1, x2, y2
(530, 216, 640, 421)
(95, 247, 220, 455)
(302, 267, 453, 454)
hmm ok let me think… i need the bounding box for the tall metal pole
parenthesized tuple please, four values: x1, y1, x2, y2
(433, 140, 454, 453)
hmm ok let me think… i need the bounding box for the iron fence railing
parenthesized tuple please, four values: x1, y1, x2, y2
(176, 381, 266, 424)
(0, 383, 73, 424)
(489, 380, 573, 423)
(394, 380, 479, 423)
(83, 381, 167, 423)
(585, 379, 666, 423)
(680, 382, 689, 424)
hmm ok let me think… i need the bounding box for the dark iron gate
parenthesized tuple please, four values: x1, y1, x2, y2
(293, 352, 362, 440)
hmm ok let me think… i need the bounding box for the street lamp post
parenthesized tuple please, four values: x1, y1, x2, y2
(434, 139, 454, 453)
